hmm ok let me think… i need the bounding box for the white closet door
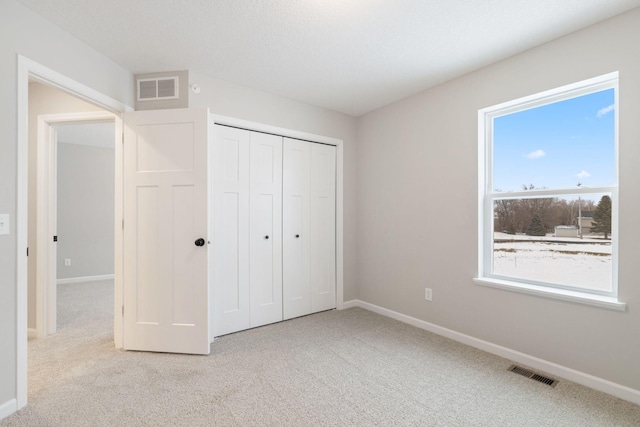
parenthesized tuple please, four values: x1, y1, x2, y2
(249, 133, 283, 328)
(211, 125, 250, 336)
(310, 143, 337, 312)
(283, 138, 311, 320)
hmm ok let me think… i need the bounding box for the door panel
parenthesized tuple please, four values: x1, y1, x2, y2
(249, 133, 282, 328)
(310, 144, 337, 312)
(172, 185, 197, 325)
(283, 138, 311, 320)
(283, 139, 337, 319)
(123, 108, 209, 355)
(212, 125, 250, 336)
(135, 185, 161, 324)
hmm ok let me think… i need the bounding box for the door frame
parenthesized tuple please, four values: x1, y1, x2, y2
(209, 114, 345, 326)
(35, 112, 118, 339)
(16, 55, 132, 410)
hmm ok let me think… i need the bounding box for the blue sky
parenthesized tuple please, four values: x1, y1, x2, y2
(493, 88, 615, 192)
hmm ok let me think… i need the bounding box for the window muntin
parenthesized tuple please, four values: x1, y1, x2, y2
(479, 74, 618, 298)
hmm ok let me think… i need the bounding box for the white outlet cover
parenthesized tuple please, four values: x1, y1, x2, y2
(0, 214, 9, 235)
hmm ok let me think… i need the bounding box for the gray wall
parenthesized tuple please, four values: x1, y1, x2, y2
(356, 9, 640, 391)
(0, 0, 133, 409)
(56, 142, 114, 280)
(27, 82, 105, 329)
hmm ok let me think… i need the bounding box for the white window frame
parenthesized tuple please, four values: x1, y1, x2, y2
(474, 72, 625, 311)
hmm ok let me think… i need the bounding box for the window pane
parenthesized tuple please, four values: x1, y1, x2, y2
(493, 89, 615, 192)
(493, 194, 612, 292)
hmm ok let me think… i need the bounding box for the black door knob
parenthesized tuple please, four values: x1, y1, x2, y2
(195, 238, 205, 247)
(295, 234, 300, 238)
(264, 235, 270, 240)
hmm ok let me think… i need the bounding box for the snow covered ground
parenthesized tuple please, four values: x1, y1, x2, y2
(493, 233, 612, 291)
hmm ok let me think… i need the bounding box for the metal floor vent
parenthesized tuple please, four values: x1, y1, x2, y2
(508, 365, 558, 388)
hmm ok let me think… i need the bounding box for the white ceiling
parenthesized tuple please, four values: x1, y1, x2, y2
(17, 0, 640, 116)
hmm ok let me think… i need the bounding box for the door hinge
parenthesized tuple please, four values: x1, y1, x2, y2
(122, 134, 124, 144)
(122, 219, 124, 229)
(26, 247, 29, 257)
(53, 235, 58, 242)
(122, 305, 124, 316)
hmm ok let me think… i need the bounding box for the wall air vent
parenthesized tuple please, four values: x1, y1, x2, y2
(137, 76, 179, 101)
(508, 365, 559, 387)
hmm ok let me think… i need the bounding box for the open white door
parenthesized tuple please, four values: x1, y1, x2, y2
(123, 108, 210, 355)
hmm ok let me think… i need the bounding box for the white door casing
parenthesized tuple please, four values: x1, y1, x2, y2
(123, 108, 210, 355)
(35, 111, 118, 339)
(35, 123, 57, 338)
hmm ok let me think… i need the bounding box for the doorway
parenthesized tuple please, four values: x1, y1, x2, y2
(16, 55, 130, 409)
(30, 103, 117, 339)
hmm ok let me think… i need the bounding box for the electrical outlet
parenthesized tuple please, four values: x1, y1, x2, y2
(64, 258, 71, 267)
(425, 288, 432, 301)
(0, 214, 9, 235)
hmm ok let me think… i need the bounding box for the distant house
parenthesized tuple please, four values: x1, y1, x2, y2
(579, 211, 594, 235)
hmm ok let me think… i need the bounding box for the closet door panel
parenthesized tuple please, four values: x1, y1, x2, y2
(249, 132, 283, 328)
(212, 126, 250, 336)
(283, 138, 311, 320)
(310, 144, 337, 313)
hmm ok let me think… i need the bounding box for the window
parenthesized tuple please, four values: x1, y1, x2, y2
(475, 73, 624, 310)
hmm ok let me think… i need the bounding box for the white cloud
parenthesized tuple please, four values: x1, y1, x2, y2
(526, 149, 546, 159)
(576, 170, 590, 179)
(596, 104, 614, 118)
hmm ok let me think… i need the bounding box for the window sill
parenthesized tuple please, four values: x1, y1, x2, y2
(473, 277, 626, 312)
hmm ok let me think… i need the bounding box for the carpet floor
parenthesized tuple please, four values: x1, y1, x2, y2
(2, 280, 640, 426)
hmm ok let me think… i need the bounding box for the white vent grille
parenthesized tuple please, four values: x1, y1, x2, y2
(137, 76, 179, 101)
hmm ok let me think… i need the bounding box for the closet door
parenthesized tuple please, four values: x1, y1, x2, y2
(283, 139, 337, 319)
(249, 133, 283, 328)
(310, 143, 337, 313)
(211, 125, 250, 336)
(283, 138, 311, 320)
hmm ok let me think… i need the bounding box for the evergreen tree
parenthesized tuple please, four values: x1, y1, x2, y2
(590, 195, 612, 239)
(526, 214, 546, 236)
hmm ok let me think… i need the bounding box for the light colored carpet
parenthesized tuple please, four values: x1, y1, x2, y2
(3, 280, 640, 426)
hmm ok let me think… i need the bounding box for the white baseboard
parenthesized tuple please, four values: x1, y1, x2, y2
(27, 328, 37, 339)
(339, 299, 359, 310)
(344, 299, 640, 406)
(0, 399, 17, 421)
(57, 274, 114, 285)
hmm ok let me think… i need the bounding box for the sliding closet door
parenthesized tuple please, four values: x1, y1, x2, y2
(249, 133, 283, 328)
(310, 143, 337, 312)
(211, 125, 250, 336)
(283, 138, 311, 320)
